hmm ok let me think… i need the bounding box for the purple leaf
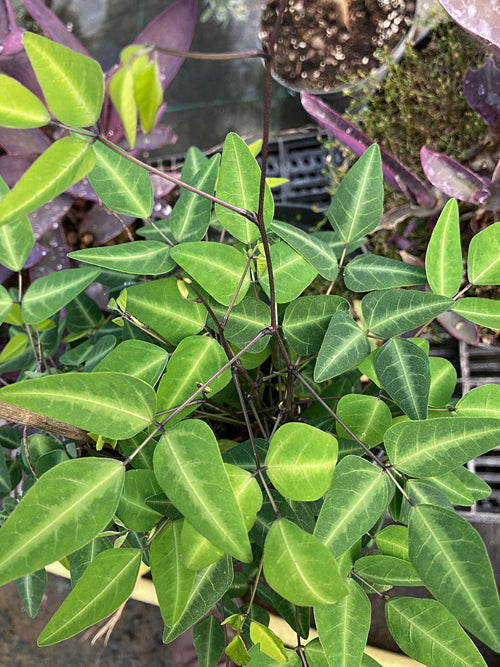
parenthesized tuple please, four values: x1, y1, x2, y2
(29, 224, 69, 281)
(0, 264, 13, 283)
(0, 154, 35, 186)
(436, 310, 479, 346)
(27, 193, 73, 239)
(420, 146, 488, 203)
(24, 241, 47, 268)
(0, 0, 16, 43)
(0, 28, 43, 96)
(150, 173, 178, 199)
(20, 0, 90, 56)
(66, 176, 99, 203)
(79, 205, 135, 245)
(131, 124, 178, 152)
(463, 58, 500, 130)
(301, 93, 436, 207)
(0, 126, 51, 154)
(440, 0, 500, 55)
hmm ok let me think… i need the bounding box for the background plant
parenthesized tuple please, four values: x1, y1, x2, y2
(0, 1, 499, 666)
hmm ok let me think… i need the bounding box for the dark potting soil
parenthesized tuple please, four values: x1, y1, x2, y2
(260, 0, 416, 92)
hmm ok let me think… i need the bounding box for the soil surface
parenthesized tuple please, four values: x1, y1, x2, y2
(260, 0, 416, 92)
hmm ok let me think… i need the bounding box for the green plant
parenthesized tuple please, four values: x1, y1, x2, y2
(0, 3, 500, 667)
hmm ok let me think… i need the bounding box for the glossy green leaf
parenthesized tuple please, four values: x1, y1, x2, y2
(314, 456, 388, 558)
(314, 580, 371, 667)
(247, 645, 301, 666)
(210, 296, 271, 354)
(226, 634, 250, 666)
(170, 155, 221, 243)
(69, 536, 113, 586)
(259, 242, 317, 303)
(265, 422, 338, 501)
(23, 32, 104, 127)
(386, 597, 488, 667)
(181, 145, 209, 182)
(0, 285, 13, 326)
(126, 277, 206, 346)
(150, 520, 196, 626)
(180, 519, 224, 571)
(385, 417, 500, 477)
(467, 221, 500, 285)
(70, 241, 173, 275)
(116, 469, 163, 531)
(270, 219, 338, 280)
(15, 568, 47, 618)
(426, 199, 463, 296)
(0, 458, 124, 586)
(375, 524, 409, 560)
(361, 656, 382, 667)
(66, 292, 103, 333)
(314, 312, 371, 382)
(0, 136, 96, 227)
(0, 73, 50, 128)
(362, 290, 453, 338)
(93, 339, 168, 385)
(409, 504, 500, 651)
(171, 241, 250, 306)
(264, 518, 348, 607)
(193, 614, 225, 667)
(22, 267, 100, 324)
(282, 295, 349, 356)
(109, 65, 137, 149)
(0, 447, 10, 494)
(154, 420, 252, 562)
(0, 199, 34, 271)
(226, 463, 263, 532)
(162, 554, 233, 643)
(428, 356, 457, 407)
(156, 335, 230, 421)
(304, 637, 329, 667)
(38, 548, 141, 646)
(0, 371, 155, 439)
(452, 297, 500, 329)
(455, 384, 500, 419)
(403, 480, 453, 521)
(327, 144, 383, 246)
(336, 394, 392, 446)
(375, 338, 430, 420)
(451, 465, 491, 501)
(0, 333, 30, 365)
(134, 60, 162, 133)
(250, 621, 287, 663)
(344, 254, 427, 292)
(425, 470, 475, 506)
(215, 132, 274, 243)
(354, 555, 422, 586)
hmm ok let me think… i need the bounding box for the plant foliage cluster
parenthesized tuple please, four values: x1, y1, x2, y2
(0, 0, 499, 665)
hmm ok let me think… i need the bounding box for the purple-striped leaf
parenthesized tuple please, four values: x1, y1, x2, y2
(440, 0, 500, 54)
(20, 0, 90, 56)
(0, 126, 51, 154)
(463, 58, 500, 130)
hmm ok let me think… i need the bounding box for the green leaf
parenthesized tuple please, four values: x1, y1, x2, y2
(0, 458, 124, 586)
(0, 197, 34, 271)
(336, 394, 392, 446)
(70, 240, 173, 275)
(282, 295, 349, 356)
(180, 519, 224, 571)
(171, 241, 250, 306)
(156, 335, 230, 421)
(270, 219, 338, 280)
(250, 621, 288, 663)
(263, 518, 349, 607)
(215, 132, 274, 243)
(226, 463, 263, 532)
(362, 290, 453, 338)
(0, 447, 11, 494)
(210, 296, 271, 354)
(314, 580, 371, 667)
(126, 277, 207, 346)
(386, 597, 488, 667)
(109, 65, 137, 149)
(425, 470, 475, 506)
(0, 285, 13, 326)
(87, 141, 153, 217)
(344, 254, 427, 292)
(0, 372, 155, 439)
(467, 221, 500, 285)
(134, 60, 162, 134)
(409, 505, 500, 651)
(15, 569, 47, 618)
(69, 536, 113, 586)
(247, 645, 301, 666)
(375, 525, 409, 560)
(0, 73, 50, 128)
(425, 199, 463, 296)
(116, 469, 163, 531)
(375, 338, 430, 420)
(304, 637, 329, 667)
(314, 456, 388, 558)
(385, 417, 500, 477)
(170, 155, 221, 243)
(314, 312, 371, 382)
(455, 384, 500, 419)
(193, 614, 225, 667)
(37, 548, 141, 646)
(154, 420, 252, 562)
(66, 292, 103, 333)
(150, 520, 196, 626)
(0, 136, 96, 227)
(264, 422, 338, 501)
(93, 339, 168, 385)
(327, 144, 383, 246)
(452, 297, 500, 329)
(23, 32, 104, 127)
(22, 267, 100, 324)
(0, 333, 28, 364)
(259, 242, 317, 303)
(162, 555, 233, 643)
(428, 356, 457, 407)
(354, 555, 422, 586)
(226, 634, 251, 666)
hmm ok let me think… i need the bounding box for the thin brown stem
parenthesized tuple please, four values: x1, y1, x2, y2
(351, 570, 390, 599)
(23, 426, 38, 480)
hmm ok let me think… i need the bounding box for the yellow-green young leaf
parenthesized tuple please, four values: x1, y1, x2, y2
(0, 284, 13, 325)
(70, 240, 172, 275)
(428, 356, 457, 408)
(263, 519, 349, 607)
(109, 65, 137, 149)
(134, 60, 162, 134)
(0, 458, 124, 586)
(426, 199, 463, 296)
(0, 136, 96, 227)
(250, 622, 288, 663)
(226, 463, 263, 531)
(215, 132, 274, 243)
(336, 394, 392, 445)
(265, 422, 338, 501)
(23, 32, 104, 127)
(226, 635, 251, 666)
(467, 221, 500, 285)
(0, 177, 35, 268)
(0, 333, 28, 363)
(455, 384, 500, 419)
(22, 267, 100, 324)
(0, 372, 155, 439)
(260, 242, 317, 303)
(180, 519, 224, 571)
(37, 548, 141, 646)
(451, 297, 500, 330)
(153, 420, 252, 562)
(0, 73, 50, 128)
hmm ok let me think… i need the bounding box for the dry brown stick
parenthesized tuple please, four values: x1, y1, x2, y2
(0, 401, 93, 443)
